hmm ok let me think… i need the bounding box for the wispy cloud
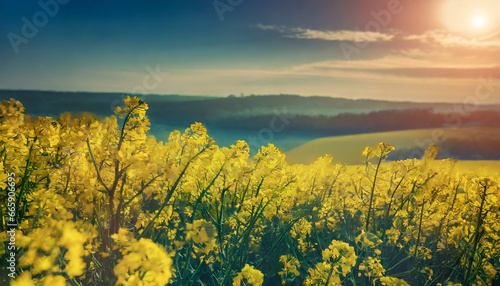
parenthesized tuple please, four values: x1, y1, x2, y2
(295, 54, 498, 71)
(256, 23, 500, 50)
(256, 24, 395, 43)
(288, 49, 500, 80)
(404, 29, 500, 49)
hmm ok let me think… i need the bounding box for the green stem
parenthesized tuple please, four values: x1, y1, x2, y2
(365, 155, 383, 232)
(140, 144, 210, 238)
(414, 199, 425, 260)
(464, 183, 488, 285)
(256, 217, 300, 268)
(324, 260, 336, 286)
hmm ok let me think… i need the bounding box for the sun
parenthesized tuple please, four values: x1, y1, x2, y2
(471, 16, 486, 29)
(440, 0, 500, 35)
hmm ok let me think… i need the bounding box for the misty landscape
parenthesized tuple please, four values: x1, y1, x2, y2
(2, 89, 500, 162)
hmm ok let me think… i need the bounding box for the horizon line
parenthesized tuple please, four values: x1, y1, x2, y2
(1, 88, 495, 106)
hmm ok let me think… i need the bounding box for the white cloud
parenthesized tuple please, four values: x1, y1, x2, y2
(299, 47, 494, 72)
(283, 49, 500, 82)
(256, 24, 395, 43)
(404, 29, 500, 49)
(256, 24, 500, 49)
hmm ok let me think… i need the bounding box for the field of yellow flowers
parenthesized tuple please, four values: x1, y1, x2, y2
(1, 97, 499, 286)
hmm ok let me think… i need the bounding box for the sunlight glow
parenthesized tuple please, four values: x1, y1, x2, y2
(441, 0, 500, 34)
(471, 16, 486, 29)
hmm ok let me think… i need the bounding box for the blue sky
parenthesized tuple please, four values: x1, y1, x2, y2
(1, 0, 499, 103)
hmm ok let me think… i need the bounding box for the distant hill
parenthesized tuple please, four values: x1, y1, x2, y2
(2, 89, 499, 120)
(0, 90, 215, 118)
(2, 90, 500, 159)
(286, 126, 500, 165)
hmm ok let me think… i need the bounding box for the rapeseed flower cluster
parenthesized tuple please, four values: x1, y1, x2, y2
(2, 97, 499, 285)
(278, 254, 300, 284)
(14, 220, 94, 283)
(112, 229, 173, 286)
(232, 264, 264, 286)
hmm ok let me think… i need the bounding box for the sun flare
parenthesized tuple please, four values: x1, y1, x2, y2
(441, 0, 500, 34)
